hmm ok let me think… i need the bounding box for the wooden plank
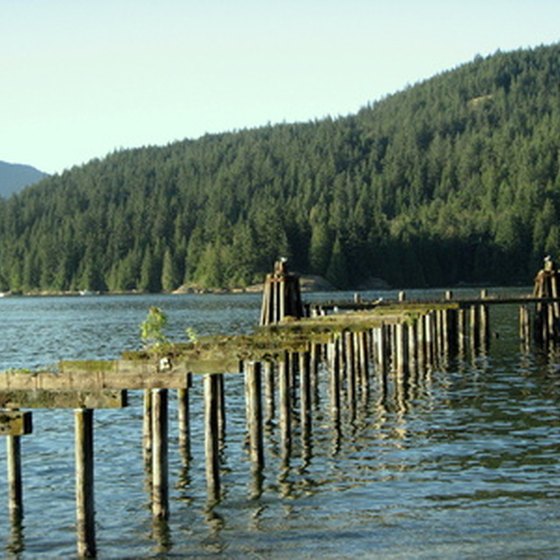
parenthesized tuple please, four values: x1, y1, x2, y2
(0, 390, 127, 409)
(0, 363, 191, 391)
(0, 411, 32, 437)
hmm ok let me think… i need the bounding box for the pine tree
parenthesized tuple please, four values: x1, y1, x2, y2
(161, 247, 179, 292)
(326, 237, 349, 288)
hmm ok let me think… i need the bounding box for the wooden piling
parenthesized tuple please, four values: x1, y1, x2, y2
(469, 305, 479, 353)
(75, 408, 96, 558)
(151, 389, 169, 520)
(376, 323, 389, 378)
(216, 373, 226, 446)
(143, 389, 153, 468)
(395, 322, 408, 376)
(177, 373, 192, 464)
(259, 260, 304, 325)
(245, 362, 264, 470)
(344, 331, 356, 419)
(278, 353, 292, 459)
(357, 331, 369, 397)
(299, 351, 312, 452)
(328, 340, 341, 426)
(457, 308, 467, 357)
(263, 361, 275, 426)
(479, 303, 490, 351)
(204, 374, 220, 503)
(434, 309, 443, 360)
(310, 343, 320, 408)
(532, 259, 560, 344)
(407, 321, 418, 381)
(416, 316, 426, 372)
(519, 305, 531, 347)
(6, 435, 23, 522)
(424, 313, 434, 368)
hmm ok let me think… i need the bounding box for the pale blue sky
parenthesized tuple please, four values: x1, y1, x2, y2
(2, 0, 559, 174)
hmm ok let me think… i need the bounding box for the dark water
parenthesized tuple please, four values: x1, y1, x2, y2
(1, 290, 560, 559)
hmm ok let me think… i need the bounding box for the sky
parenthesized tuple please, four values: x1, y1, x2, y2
(2, 0, 560, 175)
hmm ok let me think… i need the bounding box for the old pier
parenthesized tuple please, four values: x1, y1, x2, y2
(1, 259, 559, 557)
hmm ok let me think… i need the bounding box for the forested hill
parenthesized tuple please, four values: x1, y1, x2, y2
(1, 43, 560, 294)
(0, 161, 47, 198)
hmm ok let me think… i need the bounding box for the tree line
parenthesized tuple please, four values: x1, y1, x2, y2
(1, 43, 560, 293)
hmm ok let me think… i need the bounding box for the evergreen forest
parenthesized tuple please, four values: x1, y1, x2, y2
(2, 43, 560, 293)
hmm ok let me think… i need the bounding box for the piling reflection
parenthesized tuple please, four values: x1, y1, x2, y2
(6, 517, 24, 557)
(249, 466, 264, 500)
(151, 517, 172, 555)
(202, 505, 225, 555)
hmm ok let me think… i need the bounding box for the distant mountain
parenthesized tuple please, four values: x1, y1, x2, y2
(0, 161, 47, 197)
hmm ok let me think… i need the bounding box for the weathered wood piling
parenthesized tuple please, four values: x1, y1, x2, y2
(533, 256, 560, 345)
(260, 259, 304, 325)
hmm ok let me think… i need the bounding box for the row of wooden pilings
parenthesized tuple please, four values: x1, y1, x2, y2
(0, 299, 493, 558)
(6, 279, 558, 558)
(154, 299, 494, 506)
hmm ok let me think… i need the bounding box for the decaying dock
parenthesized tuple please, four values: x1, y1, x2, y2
(1, 259, 559, 557)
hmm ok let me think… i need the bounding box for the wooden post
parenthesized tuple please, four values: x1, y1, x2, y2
(357, 331, 369, 398)
(470, 305, 479, 354)
(310, 343, 320, 409)
(143, 389, 153, 468)
(151, 389, 169, 520)
(433, 309, 442, 361)
(216, 373, 226, 448)
(441, 309, 449, 357)
(6, 435, 23, 522)
(263, 361, 275, 426)
(299, 351, 312, 456)
(245, 362, 264, 470)
(407, 321, 418, 382)
(278, 353, 292, 459)
(2, 409, 32, 529)
(519, 305, 531, 349)
(416, 314, 425, 373)
(259, 260, 304, 325)
(344, 331, 356, 420)
(377, 324, 389, 377)
(204, 374, 220, 503)
(328, 340, 341, 426)
(177, 373, 192, 464)
(75, 408, 96, 558)
(395, 322, 408, 376)
(479, 303, 490, 352)
(457, 308, 467, 357)
(447, 308, 458, 356)
(327, 339, 341, 454)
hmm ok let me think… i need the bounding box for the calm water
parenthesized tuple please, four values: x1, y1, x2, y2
(0, 290, 560, 559)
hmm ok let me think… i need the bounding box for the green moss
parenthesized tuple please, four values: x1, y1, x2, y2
(60, 360, 117, 372)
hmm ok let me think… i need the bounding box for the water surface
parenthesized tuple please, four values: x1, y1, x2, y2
(0, 290, 559, 559)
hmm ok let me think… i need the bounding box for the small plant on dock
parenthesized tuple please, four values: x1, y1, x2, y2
(185, 326, 198, 343)
(140, 307, 170, 353)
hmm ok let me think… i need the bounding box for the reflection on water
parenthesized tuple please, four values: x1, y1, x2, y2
(0, 291, 559, 558)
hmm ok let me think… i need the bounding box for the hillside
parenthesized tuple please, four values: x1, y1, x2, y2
(0, 43, 559, 293)
(0, 161, 47, 198)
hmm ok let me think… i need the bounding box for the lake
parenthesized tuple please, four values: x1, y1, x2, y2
(1, 290, 559, 559)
